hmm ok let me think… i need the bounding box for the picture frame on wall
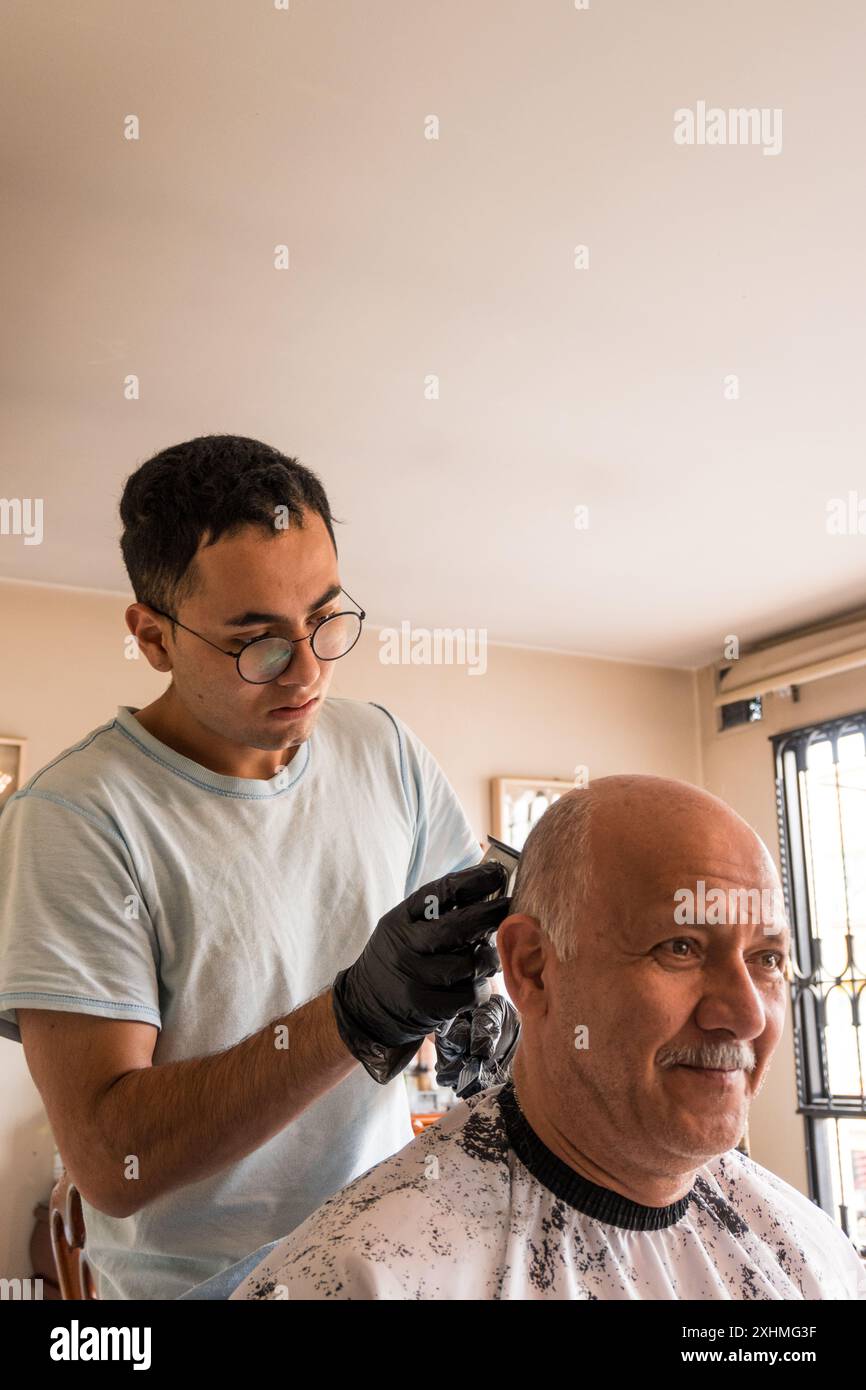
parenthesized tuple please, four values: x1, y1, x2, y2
(0, 737, 27, 814)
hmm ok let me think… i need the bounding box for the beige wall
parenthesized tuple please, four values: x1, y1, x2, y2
(4, 577, 861, 1283)
(696, 660, 866, 1194)
(330, 634, 702, 833)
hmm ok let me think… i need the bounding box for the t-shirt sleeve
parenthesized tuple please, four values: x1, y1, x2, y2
(373, 709, 483, 895)
(0, 790, 162, 1044)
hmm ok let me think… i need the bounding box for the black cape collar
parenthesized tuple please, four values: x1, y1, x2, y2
(497, 1082, 696, 1232)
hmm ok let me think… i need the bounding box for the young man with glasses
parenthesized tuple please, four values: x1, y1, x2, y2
(0, 434, 518, 1300)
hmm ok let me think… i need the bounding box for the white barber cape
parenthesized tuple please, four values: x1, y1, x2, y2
(232, 1081, 866, 1301)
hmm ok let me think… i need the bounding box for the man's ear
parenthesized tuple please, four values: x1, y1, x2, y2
(125, 603, 173, 673)
(497, 914, 550, 1019)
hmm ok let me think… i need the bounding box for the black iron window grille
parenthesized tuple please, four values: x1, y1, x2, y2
(773, 711, 866, 1253)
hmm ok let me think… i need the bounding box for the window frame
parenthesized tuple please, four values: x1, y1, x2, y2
(772, 709, 866, 1247)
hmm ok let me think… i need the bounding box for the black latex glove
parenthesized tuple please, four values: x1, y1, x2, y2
(434, 994, 521, 1098)
(331, 861, 511, 1084)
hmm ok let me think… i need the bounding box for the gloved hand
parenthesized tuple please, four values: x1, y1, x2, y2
(331, 861, 511, 1084)
(434, 995, 521, 1098)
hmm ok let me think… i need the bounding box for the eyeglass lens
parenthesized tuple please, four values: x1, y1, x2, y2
(238, 612, 362, 683)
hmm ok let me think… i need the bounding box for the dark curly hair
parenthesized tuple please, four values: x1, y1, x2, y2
(119, 435, 341, 633)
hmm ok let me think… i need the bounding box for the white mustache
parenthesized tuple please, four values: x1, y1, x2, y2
(658, 1041, 756, 1071)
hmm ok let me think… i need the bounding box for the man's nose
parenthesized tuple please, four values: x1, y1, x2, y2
(275, 636, 320, 687)
(692, 956, 768, 1041)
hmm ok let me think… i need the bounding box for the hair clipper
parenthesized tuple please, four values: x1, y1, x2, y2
(453, 834, 521, 1097)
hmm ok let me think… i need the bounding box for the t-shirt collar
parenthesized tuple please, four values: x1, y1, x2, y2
(114, 705, 311, 798)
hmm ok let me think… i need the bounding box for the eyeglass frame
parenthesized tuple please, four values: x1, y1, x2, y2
(144, 586, 366, 684)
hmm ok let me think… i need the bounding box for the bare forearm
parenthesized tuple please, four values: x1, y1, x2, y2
(92, 988, 358, 1215)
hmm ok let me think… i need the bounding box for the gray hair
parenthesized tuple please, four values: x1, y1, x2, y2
(508, 788, 595, 963)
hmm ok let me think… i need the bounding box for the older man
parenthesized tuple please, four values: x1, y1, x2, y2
(231, 776, 866, 1300)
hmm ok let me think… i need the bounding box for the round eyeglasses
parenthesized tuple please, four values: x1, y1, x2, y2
(145, 587, 365, 684)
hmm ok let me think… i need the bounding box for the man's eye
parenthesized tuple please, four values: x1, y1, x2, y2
(660, 939, 698, 959)
(231, 612, 337, 649)
(657, 941, 788, 972)
(757, 951, 786, 971)
(309, 610, 340, 630)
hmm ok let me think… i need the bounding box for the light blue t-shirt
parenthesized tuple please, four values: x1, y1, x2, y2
(0, 697, 482, 1300)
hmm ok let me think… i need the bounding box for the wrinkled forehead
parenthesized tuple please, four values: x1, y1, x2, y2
(590, 821, 785, 927)
(599, 864, 791, 947)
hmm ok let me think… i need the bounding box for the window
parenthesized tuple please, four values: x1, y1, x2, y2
(773, 713, 866, 1253)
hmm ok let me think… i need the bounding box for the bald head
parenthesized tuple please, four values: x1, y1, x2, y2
(509, 775, 780, 961)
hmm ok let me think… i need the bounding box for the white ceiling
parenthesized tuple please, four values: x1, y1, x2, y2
(2, 0, 865, 667)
